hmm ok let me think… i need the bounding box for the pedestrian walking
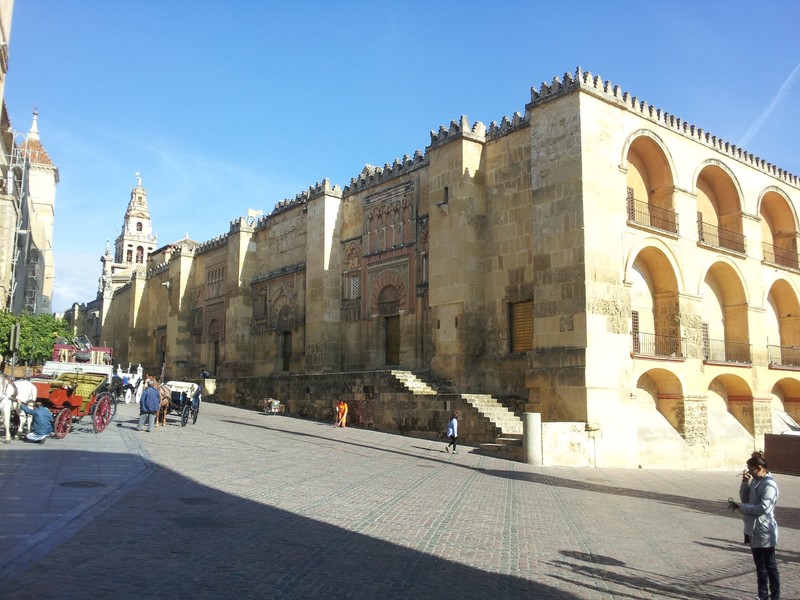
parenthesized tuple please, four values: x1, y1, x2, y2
(137, 379, 160, 432)
(444, 411, 459, 454)
(728, 451, 780, 600)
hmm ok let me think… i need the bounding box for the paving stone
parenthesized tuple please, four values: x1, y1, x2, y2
(0, 401, 797, 599)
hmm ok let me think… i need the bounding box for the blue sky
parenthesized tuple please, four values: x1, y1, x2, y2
(5, 1, 800, 312)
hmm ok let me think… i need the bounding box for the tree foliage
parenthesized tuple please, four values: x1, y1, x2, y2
(0, 312, 71, 364)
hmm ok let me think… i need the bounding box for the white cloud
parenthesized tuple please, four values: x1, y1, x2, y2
(739, 62, 800, 147)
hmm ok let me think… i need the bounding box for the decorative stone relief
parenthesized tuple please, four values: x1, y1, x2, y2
(270, 294, 295, 332)
(369, 267, 408, 315)
(343, 240, 362, 270)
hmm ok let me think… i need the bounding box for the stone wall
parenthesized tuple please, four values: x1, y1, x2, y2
(209, 370, 505, 446)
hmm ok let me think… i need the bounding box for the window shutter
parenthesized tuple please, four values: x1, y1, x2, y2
(511, 301, 534, 353)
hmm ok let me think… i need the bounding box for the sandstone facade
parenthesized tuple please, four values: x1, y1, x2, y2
(74, 68, 800, 468)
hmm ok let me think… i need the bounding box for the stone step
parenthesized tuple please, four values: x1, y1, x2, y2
(494, 437, 522, 446)
(387, 370, 524, 442)
(461, 391, 523, 436)
(478, 442, 524, 461)
(390, 370, 438, 395)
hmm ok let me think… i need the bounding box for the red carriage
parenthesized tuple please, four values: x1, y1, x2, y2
(33, 373, 114, 438)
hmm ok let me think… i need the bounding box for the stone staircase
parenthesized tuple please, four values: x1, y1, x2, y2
(461, 393, 524, 461)
(390, 371, 524, 461)
(389, 370, 438, 395)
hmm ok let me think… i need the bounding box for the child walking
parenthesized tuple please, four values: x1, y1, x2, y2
(444, 411, 459, 454)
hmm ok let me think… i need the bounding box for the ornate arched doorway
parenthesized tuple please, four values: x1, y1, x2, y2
(378, 285, 400, 365)
(208, 319, 220, 375)
(277, 305, 293, 371)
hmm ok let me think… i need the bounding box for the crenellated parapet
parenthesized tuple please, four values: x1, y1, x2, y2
(487, 111, 530, 141)
(146, 262, 170, 279)
(196, 233, 229, 255)
(271, 179, 343, 216)
(529, 67, 800, 188)
(251, 261, 306, 285)
(253, 214, 270, 232)
(343, 151, 427, 197)
(229, 216, 258, 234)
(427, 115, 487, 150)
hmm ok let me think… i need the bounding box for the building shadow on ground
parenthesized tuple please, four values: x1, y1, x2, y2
(0, 446, 582, 600)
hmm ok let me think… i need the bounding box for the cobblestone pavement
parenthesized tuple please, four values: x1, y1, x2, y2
(0, 400, 798, 600)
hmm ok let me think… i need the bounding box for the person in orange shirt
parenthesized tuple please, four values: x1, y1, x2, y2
(335, 399, 348, 427)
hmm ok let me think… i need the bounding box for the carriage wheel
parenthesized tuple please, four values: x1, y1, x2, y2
(92, 394, 112, 433)
(54, 408, 72, 439)
(10, 412, 20, 438)
(180, 404, 190, 427)
(108, 391, 119, 419)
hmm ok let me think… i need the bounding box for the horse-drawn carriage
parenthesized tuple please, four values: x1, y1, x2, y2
(94, 366, 143, 419)
(156, 381, 201, 427)
(263, 398, 285, 415)
(34, 373, 114, 438)
(2, 373, 111, 442)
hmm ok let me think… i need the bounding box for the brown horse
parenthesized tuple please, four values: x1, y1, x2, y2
(155, 383, 172, 427)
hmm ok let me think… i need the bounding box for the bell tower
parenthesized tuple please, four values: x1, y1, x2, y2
(99, 173, 158, 295)
(114, 172, 156, 267)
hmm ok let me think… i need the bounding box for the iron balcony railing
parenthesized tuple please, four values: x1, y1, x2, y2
(762, 242, 799, 270)
(768, 344, 800, 368)
(626, 196, 679, 234)
(631, 332, 685, 358)
(697, 214, 746, 253)
(704, 338, 751, 364)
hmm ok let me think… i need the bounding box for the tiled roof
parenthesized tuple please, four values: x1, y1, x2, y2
(21, 137, 54, 166)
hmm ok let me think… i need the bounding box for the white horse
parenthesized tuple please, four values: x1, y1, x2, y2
(0, 376, 14, 443)
(12, 379, 38, 435)
(0, 375, 37, 443)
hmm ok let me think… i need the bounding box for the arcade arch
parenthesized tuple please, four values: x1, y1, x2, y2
(765, 279, 800, 367)
(760, 188, 799, 269)
(708, 373, 754, 434)
(629, 245, 682, 357)
(700, 261, 750, 363)
(625, 135, 678, 233)
(771, 378, 799, 425)
(635, 368, 684, 433)
(695, 164, 745, 253)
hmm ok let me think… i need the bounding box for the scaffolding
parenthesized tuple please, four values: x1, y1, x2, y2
(5, 133, 30, 312)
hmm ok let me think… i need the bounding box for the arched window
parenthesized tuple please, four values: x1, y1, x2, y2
(136, 222, 143, 232)
(136, 246, 144, 263)
(126, 249, 133, 262)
